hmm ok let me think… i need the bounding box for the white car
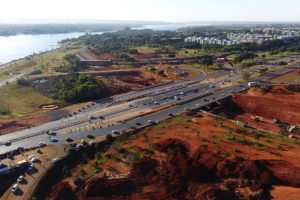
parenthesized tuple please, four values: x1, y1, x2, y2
(154, 101, 160, 105)
(89, 140, 96, 145)
(48, 131, 56, 136)
(76, 144, 84, 149)
(11, 184, 18, 193)
(28, 155, 35, 160)
(52, 158, 59, 163)
(30, 157, 39, 162)
(17, 175, 24, 183)
(112, 130, 119, 134)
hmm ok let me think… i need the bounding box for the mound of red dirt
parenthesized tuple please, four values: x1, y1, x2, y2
(50, 139, 300, 200)
(52, 181, 77, 200)
(225, 86, 300, 125)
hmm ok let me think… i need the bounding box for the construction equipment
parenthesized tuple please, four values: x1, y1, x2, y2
(251, 116, 263, 122)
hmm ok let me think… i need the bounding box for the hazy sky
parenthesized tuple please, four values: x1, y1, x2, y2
(1, 0, 300, 22)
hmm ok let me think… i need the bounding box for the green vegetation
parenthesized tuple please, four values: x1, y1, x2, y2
(50, 73, 109, 103)
(69, 28, 300, 59)
(286, 84, 300, 92)
(235, 52, 257, 63)
(0, 106, 11, 115)
(0, 83, 59, 118)
(0, 48, 79, 82)
(242, 71, 251, 81)
(259, 68, 268, 75)
(270, 73, 300, 83)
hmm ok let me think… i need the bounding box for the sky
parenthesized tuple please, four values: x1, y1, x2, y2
(0, 0, 300, 23)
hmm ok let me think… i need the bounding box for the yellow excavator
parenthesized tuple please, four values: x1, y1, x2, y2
(251, 116, 263, 122)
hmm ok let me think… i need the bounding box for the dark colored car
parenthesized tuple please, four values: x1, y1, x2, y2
(87, 134, 95, 139)
(65, 138, 73, 142)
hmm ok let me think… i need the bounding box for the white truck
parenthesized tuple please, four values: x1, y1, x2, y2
(248, 82, 259, 88)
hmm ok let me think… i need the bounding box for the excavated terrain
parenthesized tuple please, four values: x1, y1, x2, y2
(43, 110, 300, 200)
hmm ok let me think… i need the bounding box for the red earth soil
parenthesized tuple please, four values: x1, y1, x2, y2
(44, 112, 300, 200)
(51, 138, 300, 200)
(221, 86, 300, 133)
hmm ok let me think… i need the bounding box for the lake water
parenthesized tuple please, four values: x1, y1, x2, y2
(0, 32, 94, 64)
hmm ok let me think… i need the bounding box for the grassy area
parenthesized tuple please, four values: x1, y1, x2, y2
(270, 73, 300, 82)
(186, 64, 220, 74)
(0, 82, 60, 118)
(135, 46, 158, 54)
(220, 123, 300, 147)
(176, 49, 203, 57)
(0, 48, 79, 82)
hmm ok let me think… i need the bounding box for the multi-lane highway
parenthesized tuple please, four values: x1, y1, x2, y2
(1, 54, 300, 156)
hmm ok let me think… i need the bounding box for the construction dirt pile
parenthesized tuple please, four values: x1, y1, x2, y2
(51, 138, 300, 200)
(231, 86, 300, 125)
(216, 85, 300, 133)
(44, 112, 300, 200)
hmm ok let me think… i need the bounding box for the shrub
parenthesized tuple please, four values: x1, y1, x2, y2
(0, 106, 11, 115)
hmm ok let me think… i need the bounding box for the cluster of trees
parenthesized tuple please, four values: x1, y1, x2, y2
(286, 84, 300, 92)
(51, 74, 109, 103)
(0, 106, 11, 115)
(235, 52, 258, 63)
(64, 28, 300, 60)
(199, 56, 214, 66)
(63, 54, 82, 72)
(112, 52, 135, 62)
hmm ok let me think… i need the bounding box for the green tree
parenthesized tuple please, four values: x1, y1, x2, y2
(259, 68, 268, 75)
(242, 71, 251, 81)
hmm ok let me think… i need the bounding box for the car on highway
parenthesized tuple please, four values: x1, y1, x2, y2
(17, 175, 24, 183)
(130, 126, 137, 130)
(11, 184, 18, 193)
(89, 116, 96, 120)
(112, 130, 120, 134)
(47, 131, 56, 136)
(65, 137, 73, 142)
(4, 141, 11, 146)
(136, 122, 142, 126)
(168, 113, 174, 117)
(87, 134, 95, 139)
(174, 96, 181, 100)
(51, 138, 58, 142)
(154, 101, 160, 105)
(147, 120, 156, 124)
